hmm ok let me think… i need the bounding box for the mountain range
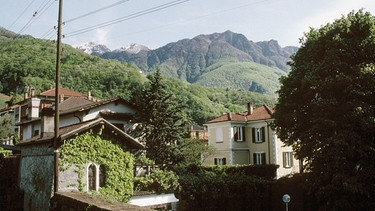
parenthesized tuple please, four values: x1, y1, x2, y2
(77, 31, 298, 95)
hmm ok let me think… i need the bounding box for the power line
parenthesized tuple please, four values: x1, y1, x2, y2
(63, 0, 189, 38)
(17, 0, 56, 35)
(7, 0, 37, 30)
(64, 0, 131, 24)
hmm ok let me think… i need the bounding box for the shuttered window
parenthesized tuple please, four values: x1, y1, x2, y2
(253, 152, 266, 165)
(283, 152, 294, 168)
(252, 127, 265, 143)
(214, 157, 226, 165)
(234, 126, 246, 142)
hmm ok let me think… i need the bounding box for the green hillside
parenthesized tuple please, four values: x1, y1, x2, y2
(0, 28, 277, 124)
(196, 62, 285, 95)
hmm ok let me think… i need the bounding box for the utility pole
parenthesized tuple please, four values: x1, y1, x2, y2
(54, 0, 63, 193)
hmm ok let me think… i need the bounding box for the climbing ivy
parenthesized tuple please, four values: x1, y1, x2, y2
(59, 129, 134, 202)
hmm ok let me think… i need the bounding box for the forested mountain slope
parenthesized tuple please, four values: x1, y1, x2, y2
(98, 31, 298, 95)
(0, 27, 277, 124)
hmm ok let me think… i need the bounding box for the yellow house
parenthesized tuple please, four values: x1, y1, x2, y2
(203, 102, 300, 178)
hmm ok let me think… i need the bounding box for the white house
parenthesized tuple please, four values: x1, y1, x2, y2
(203, 102, 300, 178)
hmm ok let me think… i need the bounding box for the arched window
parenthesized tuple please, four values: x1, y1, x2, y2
(99, 165, 106, 187)
(88, 164, 97, 191)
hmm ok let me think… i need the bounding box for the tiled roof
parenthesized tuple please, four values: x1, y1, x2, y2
(205, 105, 274, 124)
(39, 88, 86, 97)
(17, 118, 143, 149)
(60, 97, 135, 115)
(59, 97, 93, 112)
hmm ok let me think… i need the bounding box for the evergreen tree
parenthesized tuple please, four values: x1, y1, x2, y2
(0, 113, 14, 140)
(273, 10, 375, 210)
(131, 68, 188, 169)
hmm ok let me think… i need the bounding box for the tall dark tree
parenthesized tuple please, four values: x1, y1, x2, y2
(273, 10, 375, 210)
(0, 113, 14, 140)
(131, 68, 188, 168)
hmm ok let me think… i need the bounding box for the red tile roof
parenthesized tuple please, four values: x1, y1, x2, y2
(205, 105, 274, 124)
(39, 88, 86, 97)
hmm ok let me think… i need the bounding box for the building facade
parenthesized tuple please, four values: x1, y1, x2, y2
(203, 103, 300, 178)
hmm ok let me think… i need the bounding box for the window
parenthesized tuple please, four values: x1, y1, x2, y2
(253, 152, 266, 165)
(234, 126, 245, 142)
(99, 165, 106, 187)
(252, 127, 265, 143)
(216, 128, 223, 143)
(87, 163, 106, 192)
(88, 164, 97, 191)
(214, 158, 226, 165)
(283, 152, 294, 168)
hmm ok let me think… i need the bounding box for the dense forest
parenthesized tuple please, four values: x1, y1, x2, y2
(0, 27, 277, 124)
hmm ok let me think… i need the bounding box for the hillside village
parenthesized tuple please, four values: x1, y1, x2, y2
(1, 9, 375, 211)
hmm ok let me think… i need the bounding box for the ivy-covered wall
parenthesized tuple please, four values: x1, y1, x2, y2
(59, 130, 135, 203)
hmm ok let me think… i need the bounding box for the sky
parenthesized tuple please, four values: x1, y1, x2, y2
(1, 0, 375, 50)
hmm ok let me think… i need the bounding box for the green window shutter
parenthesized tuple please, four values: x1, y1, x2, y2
(261, 127, 266, 142)
(252, 128, 255, 143)
(242, 127, 246, 142)
(253, 153, 257, 164)
(261, 153, 266, 164)
(234, 127, 238, 141)
(223, 158, 226, 165)
(214, 158, 217, 165)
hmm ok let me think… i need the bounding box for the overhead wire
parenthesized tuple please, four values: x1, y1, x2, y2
(63, 0, 189, 38)
(7, 0, 37, 30)
(40, 0, 131, 40)
(64, 0, 131, 24)
(17, 0, 56, 35)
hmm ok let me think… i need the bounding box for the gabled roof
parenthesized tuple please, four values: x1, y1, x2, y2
(205, 105, 274, 124)
(60, 96, 135, 115)
(16, 118, 143, 149)
(39, 88, 86, 98)
(59, 97, 93, 111)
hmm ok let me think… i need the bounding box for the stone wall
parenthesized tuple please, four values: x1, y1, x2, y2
(19, 143, 54, 211)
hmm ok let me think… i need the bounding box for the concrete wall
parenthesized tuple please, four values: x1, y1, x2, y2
(19, 143, 54, 211)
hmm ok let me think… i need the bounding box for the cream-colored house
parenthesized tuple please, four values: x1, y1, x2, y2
(203, 102, 300, 178)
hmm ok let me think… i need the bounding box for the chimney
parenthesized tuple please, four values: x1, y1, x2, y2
(24, 88, 29, 100)
(40, 107, 55, 137)
(59, 94, 64, 103)
(31, 87, 35, 97)
(248, 102, 253, 114)
(87, 91, 92, 101)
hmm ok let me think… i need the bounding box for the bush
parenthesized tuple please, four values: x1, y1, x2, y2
(134, 169, 179, 194)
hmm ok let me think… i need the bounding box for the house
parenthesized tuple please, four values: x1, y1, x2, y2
(188, 125, 208, 140)
(17, 109, 143, 210)
(203, 102, 300, 178)
(1, 87, 143, 210)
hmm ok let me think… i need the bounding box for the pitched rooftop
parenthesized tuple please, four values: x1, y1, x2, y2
(205, 104, 274, 124)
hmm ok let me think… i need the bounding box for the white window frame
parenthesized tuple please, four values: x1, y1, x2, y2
(86, 163, 106, 192)
(254, 152, 265, 165)
(283, 151, 294, 168)
(233, 126, 243, 142)
(214, 157, 226, 166)
(253, 127, 265, 143)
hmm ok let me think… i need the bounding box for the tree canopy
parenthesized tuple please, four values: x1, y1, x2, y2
(131, 68, 189, 168)
(273, 10, 375, 209)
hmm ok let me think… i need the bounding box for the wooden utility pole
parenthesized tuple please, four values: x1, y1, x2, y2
(54, 0, 63, 193)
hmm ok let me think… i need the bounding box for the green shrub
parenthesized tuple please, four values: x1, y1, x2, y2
(134, 169, 179, 194)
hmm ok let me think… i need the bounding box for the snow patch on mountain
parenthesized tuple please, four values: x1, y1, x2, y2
(76, 42, 111, 55)
(114, 43, 150, 54)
